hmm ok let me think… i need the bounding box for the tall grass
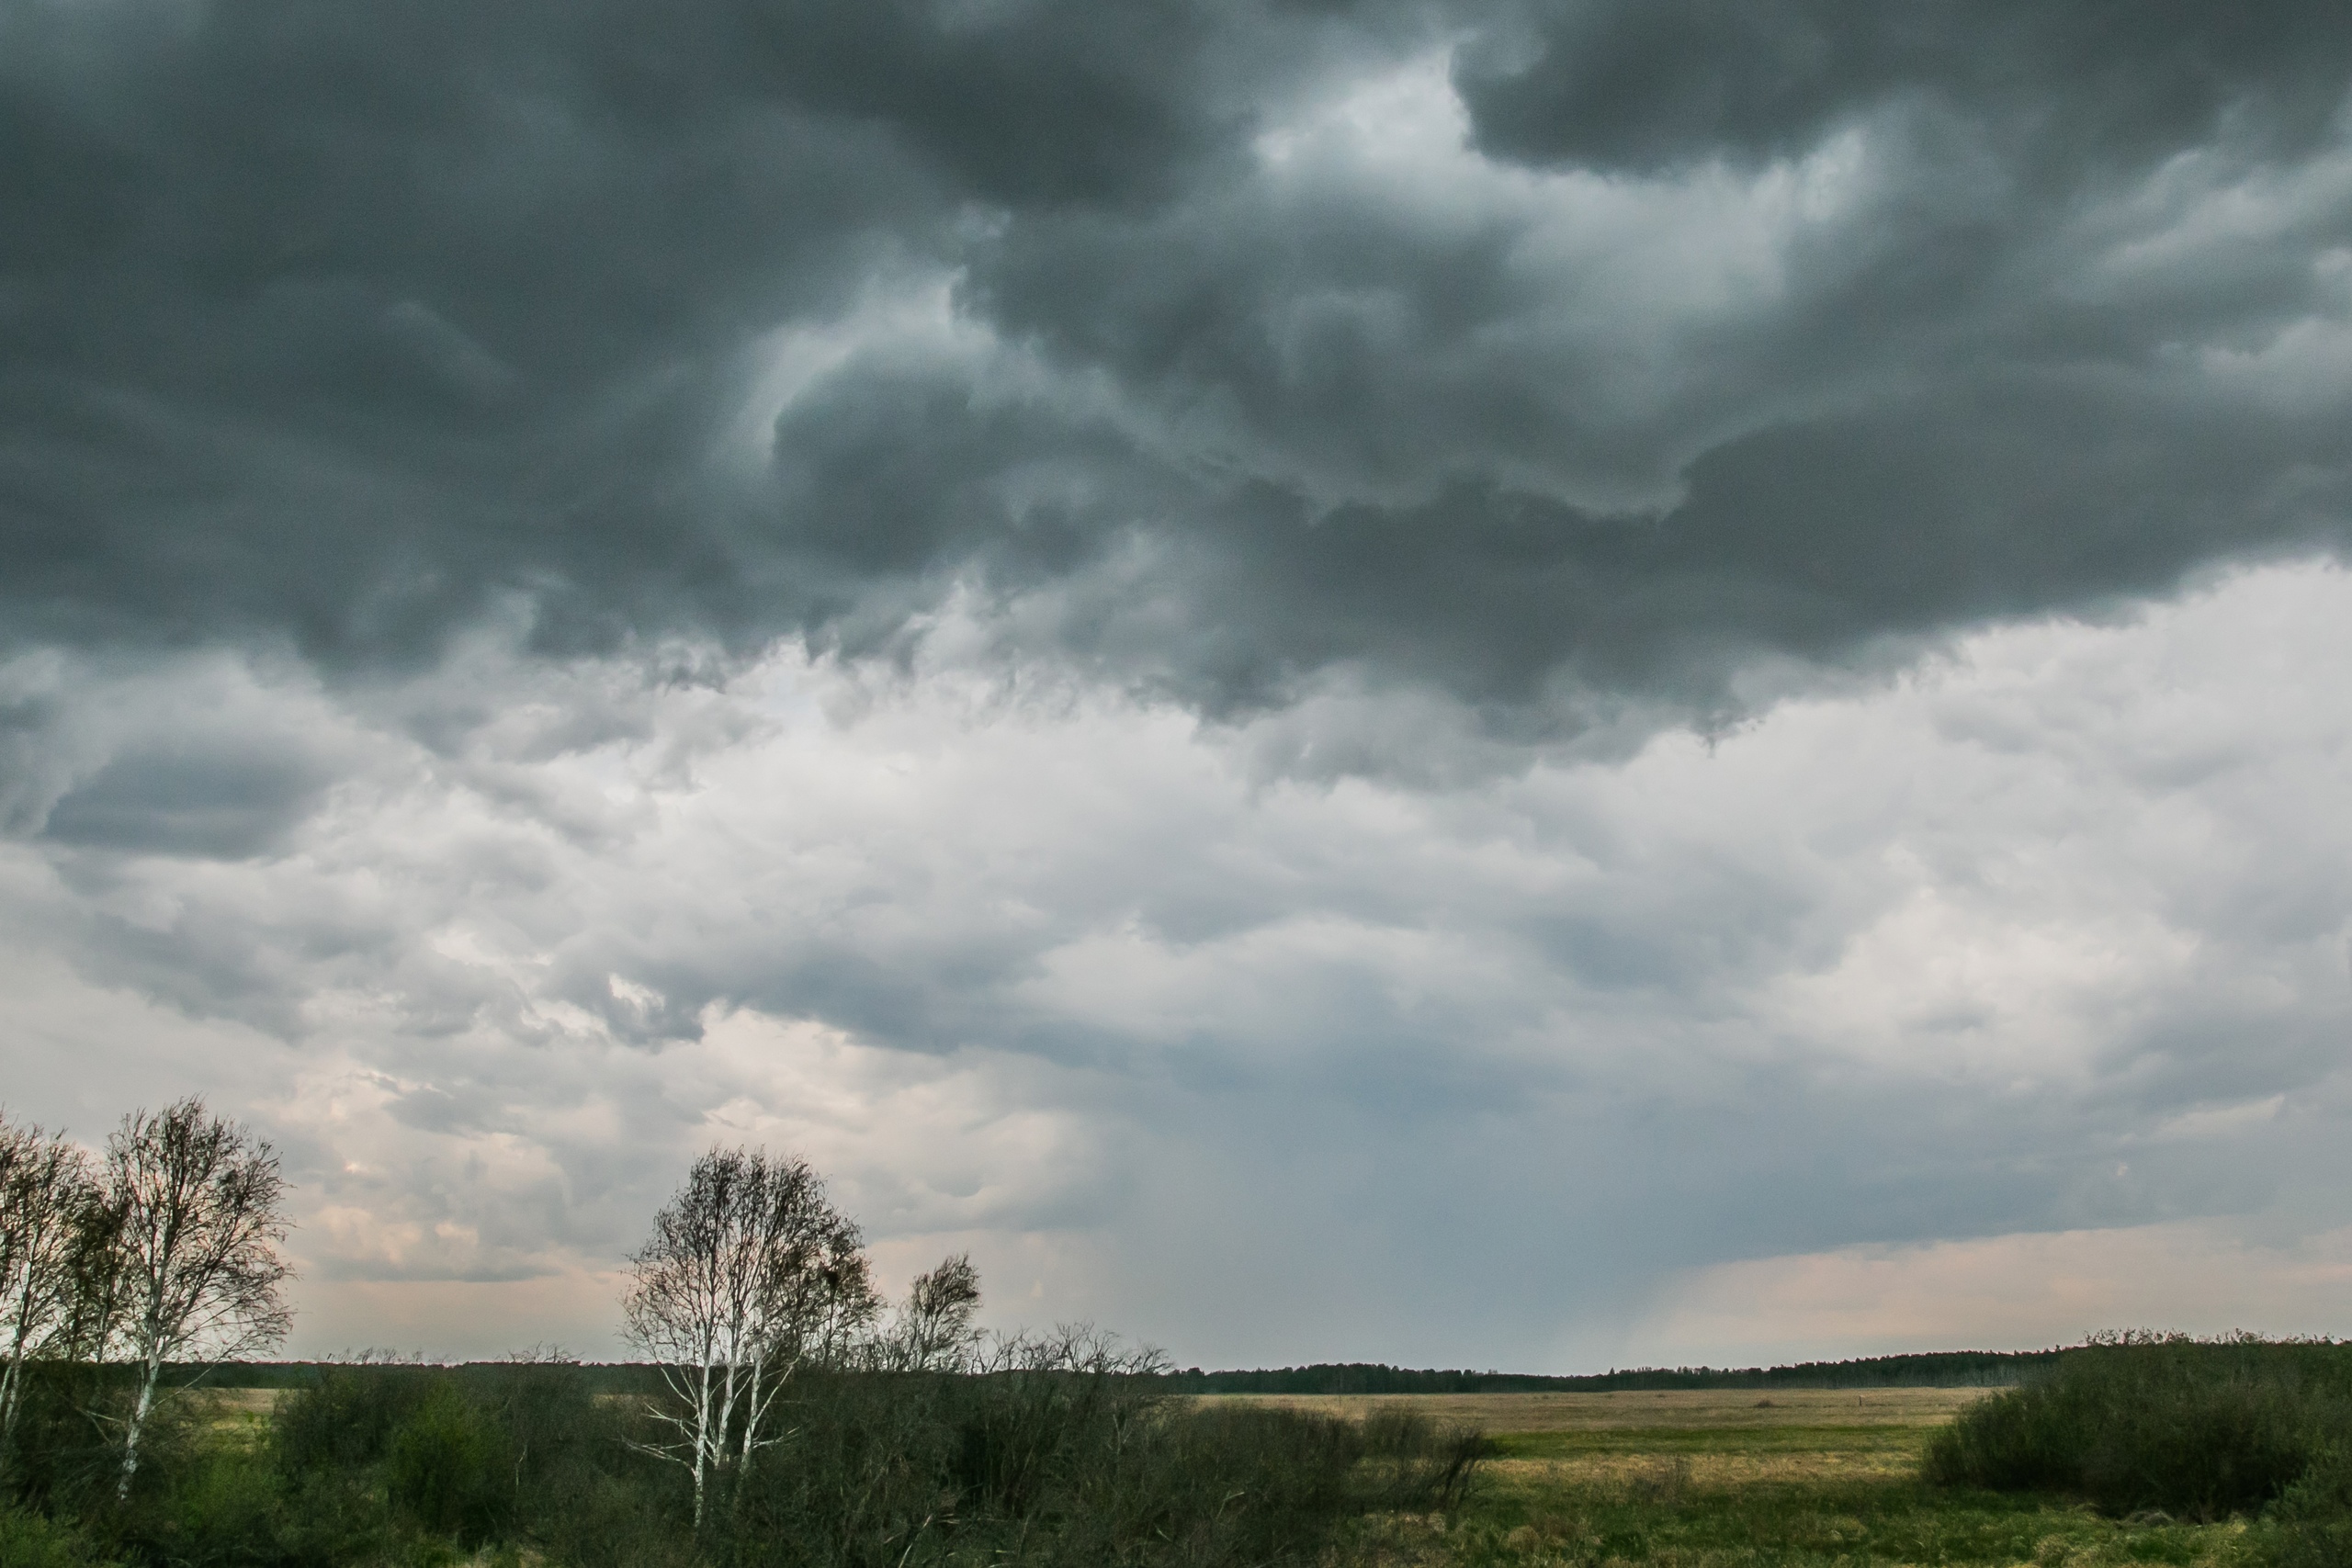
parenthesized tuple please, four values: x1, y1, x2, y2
(1923, 1334, 2352, 1520)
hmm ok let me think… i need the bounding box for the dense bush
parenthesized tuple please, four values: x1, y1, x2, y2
(2248, 1443, 2352, 1568)
(709, 1361, 1487, 1567)
(387, 1381, 514, 1542)
(275, 1362, 442, 1475)
(0, 1506, 119, 1568)
(0, 1367, 126, 1517)
(1924, 1334, 2352, 1519)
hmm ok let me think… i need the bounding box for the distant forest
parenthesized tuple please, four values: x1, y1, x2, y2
(1156, 1351, 2054, 1393)
(161, 1348, 2054, 1394)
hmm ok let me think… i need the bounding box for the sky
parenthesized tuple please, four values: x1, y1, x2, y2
(3, 0, 2350, 1371)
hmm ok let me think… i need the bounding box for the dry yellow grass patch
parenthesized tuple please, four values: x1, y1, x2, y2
(1486, 1446, 1920, 1492)
(1193, 1386, 1994, 1434)
(190, 1386, 282, 1416)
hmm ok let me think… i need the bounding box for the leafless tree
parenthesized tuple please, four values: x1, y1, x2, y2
(0, 1114, 97, 1473)
(104, 1097, 294, 1498)
(621, 1147, 878, 1524)
(880, 1252, 983, 1372)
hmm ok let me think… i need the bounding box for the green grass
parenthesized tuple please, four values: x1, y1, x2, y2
(1332, 1339, 2352, 1564)
(1349, 1421, 2255, 1566)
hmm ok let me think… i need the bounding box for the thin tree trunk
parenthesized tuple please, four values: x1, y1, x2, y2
(0, 1278, 29, 1461)
(0, 1234, 29, 1472)
(690, 1358, 714, 1527)
(0, 1357, 21, 1476)
(738, 1350, 763, 1470)
(117, 1349, 163, 1500)
(716, 1353, 741, 1472)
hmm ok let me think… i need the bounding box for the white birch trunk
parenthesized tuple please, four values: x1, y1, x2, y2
(0, 1268, 35, 1463)
(117, 1348, 163, 1499)
(738, 1350, 763, 1469)
(690, 1358, 715, 1526)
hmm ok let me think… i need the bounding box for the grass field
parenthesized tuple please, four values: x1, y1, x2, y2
(1208, 1391, 2254, 1566)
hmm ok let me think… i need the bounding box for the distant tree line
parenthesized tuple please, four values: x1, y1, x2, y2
(161, 1347, 2061, 1397)
(1157, 1349, 2059, 1394)
(128, 1348, 2064, 1398)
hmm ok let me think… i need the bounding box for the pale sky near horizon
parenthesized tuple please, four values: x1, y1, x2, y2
(5, 0, 2351, 1370)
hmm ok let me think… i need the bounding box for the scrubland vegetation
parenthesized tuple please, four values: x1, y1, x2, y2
(0, 1351, 1485, 1566)
(1925, 1333, 2352, 1568)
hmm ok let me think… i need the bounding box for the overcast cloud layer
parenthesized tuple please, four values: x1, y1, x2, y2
(4, 0, 2350, 1365)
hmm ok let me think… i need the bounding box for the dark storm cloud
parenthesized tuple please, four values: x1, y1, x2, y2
(0, 0, 1284, 654)
(1453, 0, 2352, 175)
(4, 0, 2351, 723)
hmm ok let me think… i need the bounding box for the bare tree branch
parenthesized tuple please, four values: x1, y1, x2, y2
(0, 1112, 97, 1477)
(103, 1097, 293, 1499)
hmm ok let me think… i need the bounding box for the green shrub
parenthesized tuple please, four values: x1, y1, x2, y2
(1925, 1335, 2352, 1519)
(387, 1381, 515, 1544)
(2245, 1443, 2352, 1568)
(158, 1446, 286, 1566)
(275, 1363, 441, 1476)
(0, 1506, 119, 1568)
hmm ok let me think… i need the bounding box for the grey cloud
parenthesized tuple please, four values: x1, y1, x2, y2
(7, 568, 2352, 1362)
(6, 0, 2346, 734)
(961, 110, 2352, 717)
(0, 0, 1317, 660)
(1453, 1, 2352, 177)
(41, 740, 328, 858)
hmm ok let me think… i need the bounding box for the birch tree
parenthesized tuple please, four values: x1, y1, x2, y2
(621, 1148, 877, 1524)
(105, 1098, 293, 1498)
(0, 1115, 96, 1474)
(881, 1252, 983, 1372)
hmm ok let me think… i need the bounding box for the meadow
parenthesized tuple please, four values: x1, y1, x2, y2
(1283, 1338, 2352, 1567)
(1216, 1386, 2279, 1566)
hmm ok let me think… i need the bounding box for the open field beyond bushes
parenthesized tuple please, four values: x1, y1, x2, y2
(1271, 1387, 2267, 1567)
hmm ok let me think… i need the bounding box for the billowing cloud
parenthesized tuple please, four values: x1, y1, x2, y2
(6, 566, 2350, 1362)
(5, 4, 2350, 1364)
(4, 2, 2347, 723)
